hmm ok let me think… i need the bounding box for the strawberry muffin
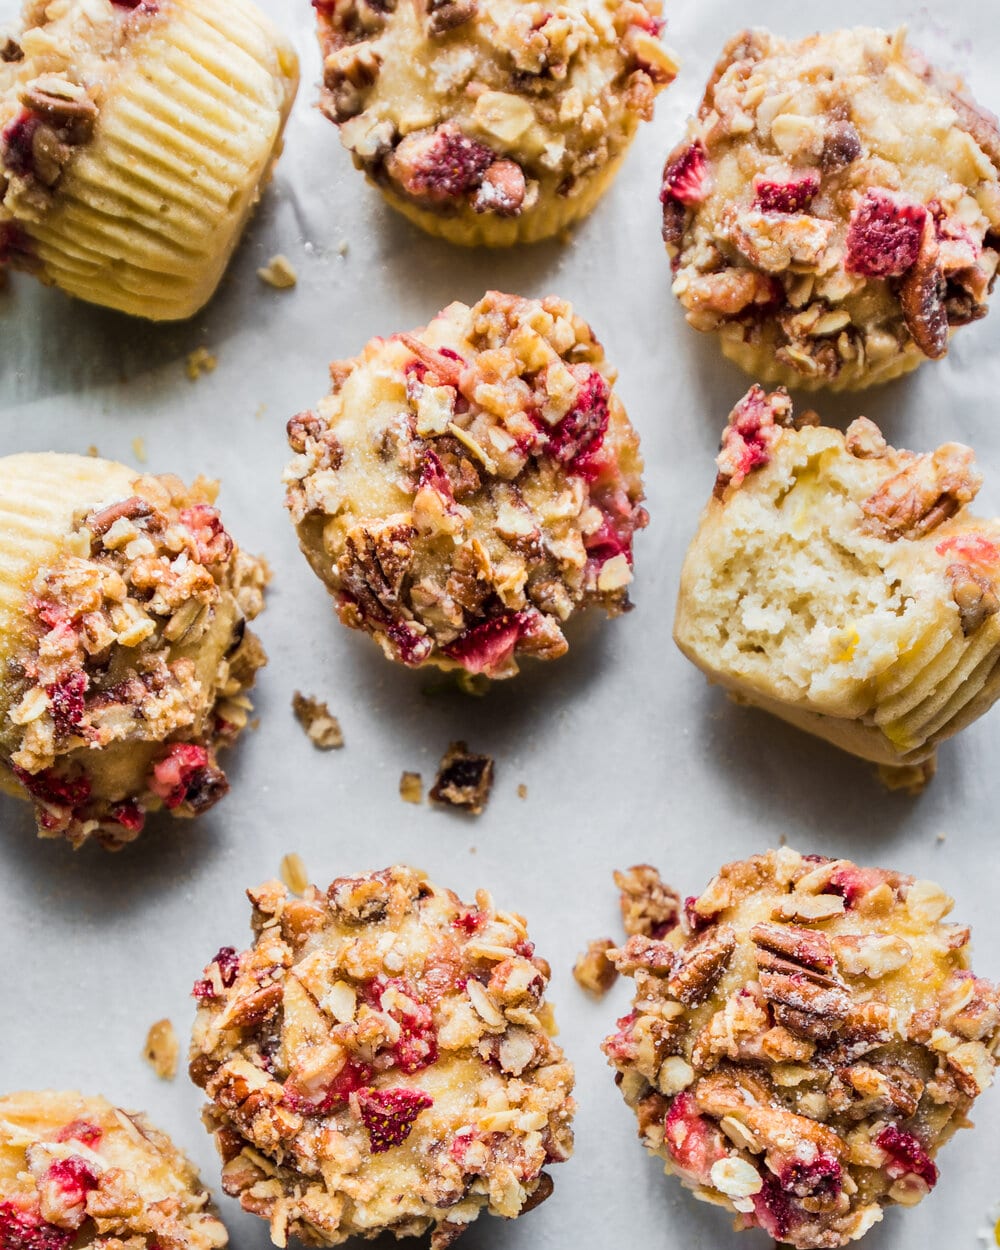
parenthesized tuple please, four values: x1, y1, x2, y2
(673, 387, 1000, 782)
(0, 452, 267, 848)
(284, 292, 647, 680)
(315, 0, 677, 246)
(188, 865, 575, 1247)
(0, 0, 298, 319)
(0, 1090, 228, 1248)
(603, 849, 1000, 1248)
(662, 28, 1000, 390)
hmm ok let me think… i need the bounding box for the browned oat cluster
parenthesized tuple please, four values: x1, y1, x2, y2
(284, 292, 646, 680)
(0, 1090, 228, 1249)
(189, 865, 575, 1248)
(602, 849, 1000, 1248)
(314, 0, 677, 244)
(0, 455, 267, 848)
(662, 28, 1000, 390)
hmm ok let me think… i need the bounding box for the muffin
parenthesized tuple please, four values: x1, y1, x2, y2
(0, 1090, 227, 1248)
(0, 452, 267, 848)
(284, 291, 647, 679)
(661, 28, 1000, 390)
(673, 387, 1000, 779)
(0, 0, 298, 320)
(602, 849, 1000, 1248)
(189, 865, 575, 1247)
(315, 0, 677, 246)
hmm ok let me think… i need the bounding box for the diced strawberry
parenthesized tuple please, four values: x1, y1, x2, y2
(663, 1092, 728, 1184)
(2, 110, 42, 178)
(358, 1087, 433, 1153)
(54, 1121, 102, 1148)
(149, 742, 227, 812)
(845, 189, 927, 278)
(0, 1203, 74, 1250)
(0, 222, 34, 265)
(417, 450, 455, 502)
(543, 367, 610, 478)
(46, 672, 87, 739)
(752, 1177, 798, 1240)
(366, 976, 439, 1073)
(449, 1127, 480, 1167)
(452, 909, 486, 936)
(660, 142, 710, 206)
(779, 1153, 842, 1199)
(13, 766, 90, 815)
(385, 619, 434, 667)
(935, 534, 1000, 570)
(753, 170, 820, 214)
(406, 126, 494, 201)
(874, 1125, 938, 1188)
(284, 1058, 373, 1114)
(441, 609, 534, 676)
(603, 1012, 638, 1063)
(192, 946, 240, 999)
(826, 865, 895, 909)
(179, 505, 233, 565)
(109, 800, 145, 834)
(41, 1157, 98, 1217)
(715, 385, 787, 491)
(683, 896, 715, 933)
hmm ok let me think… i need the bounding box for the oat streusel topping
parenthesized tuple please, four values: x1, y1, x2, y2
(189, 865, 575, 1248)
(0, 458, 267, 848)
(315, 0, 676, 234)
(603, 849, 1000, 1248)
(0, 1090, 228, 1249)
(284, 292, 646, 679)
(662, 28, 1000, 390)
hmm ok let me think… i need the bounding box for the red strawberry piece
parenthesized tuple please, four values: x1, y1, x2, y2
(874, 1125, 938, 1188)
(779, 1153, 842, 1199)
(149, 742, 227, 812)
(417, 450, 455, 502)
(385, 620, 434, 667)
(716, 385, 786, 491)
(284, 1058, 374, 1114)
(602, 1012, 639, 1063)
(54, 1121, 102, 1148)
(179, 505, 233, 565)
(358, 1087, 433, 1153)
(1, 110, 42, 178)
(449, 1127, 480, 1167)
(42, 1157, 99, 1213)
(663, 1092, 728, 1184)
(660, 142, 710, 206)
(452, 909, 486, 936)
(683, 896, 716, 933)
(13, 766, 90, 813)
(751, 1176, 799, 1240)
(46, 672, 87, 739)
(109, 800, 145, 834)
(936, 534, 1000, 569)
(192, 946, 240, 999)
(826, 865, 895, 909)
(441, 609, 534, 676)
(845, 189, 927, 278)
(407, 126, 494, 201)
(0, 222, 34, 265)
(543, 367, 610, 477)
(753, 170, 820, 214)
(0, 1204, 74, 1250)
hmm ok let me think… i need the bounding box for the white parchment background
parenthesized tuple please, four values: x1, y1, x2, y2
(2, 0, 1000, 1246)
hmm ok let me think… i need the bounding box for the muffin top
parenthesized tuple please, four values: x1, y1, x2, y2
(189, 865, 575, 1247)
(0, 1090, 227, 1249)
(285, 291, 646, 679)
(662, 28, 1000, 388)
(603, 849, 1000, 1249)
(317, 0, 676, 219)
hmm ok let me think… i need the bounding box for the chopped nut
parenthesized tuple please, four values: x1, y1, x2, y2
(186, 347, 217, 381)
(258, 255, 298, 290)
(429, 741, 494, 815)
(143, 1018, 179, 1080)
(861, 444, 982, 541)
(292, 691, 344, 750)
(399, 771, 423, 804)
(614, 864, 680, 938)
(517, 783, 527, 800)
(573, 939, 618, 997)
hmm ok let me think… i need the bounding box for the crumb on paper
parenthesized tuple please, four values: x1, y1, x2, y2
(87, 444, 99, 457)
(517, 783, 527, 800)
(573, 938, 618, 997)
(255, 403, 267, 420)
(778, 832, 787, 846)
(131, 435, 146, 464)
(937, 832, 947, 844)
(280, 852, 309, 895)
(257, 254, 297, 289)
(877, 757, 936, 795)
(614, 864, 680, 939)
(429, 741, 494, 815)
(337, 240, 349, 257)
(143, 1018, 178, 1081)
(400, 771, 423, 804)
(292, 691, 344, 750)
(186, 346, 217, 381)
(250, 717, 261, 731)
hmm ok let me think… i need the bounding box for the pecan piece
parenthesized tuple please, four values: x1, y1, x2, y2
(85, 495, 156, 540)
(322, 42, 381, 121)
(614, 864, 680, 938)
(429, 741, 494, 814)
(608, 934, 676, 976)
(473, 159, 526, 217)
(899, 220, 949, 359)
(338, 520, 415, 621)
(860, 444, 981, 540)
(751, 922, 835, 975)
(840, 1062, 924, 1118)
(666, 923, 736, 1005)
(946, 563, 999, 635)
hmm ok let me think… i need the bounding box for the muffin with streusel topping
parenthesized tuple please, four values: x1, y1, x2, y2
(0, 0, 298, 319)
(0, 1090, 228, 1248)
(0, 452, 267, 848)
(661, 28, 1000, 390)
(603, 849, 1000, 1248)
(284, 291, 647, 679)
(189, 865, 575, 1248)
(315, 0, 677, 246)
(673, 387, 1000, 784)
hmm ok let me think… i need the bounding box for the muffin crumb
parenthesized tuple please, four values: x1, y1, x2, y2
(430, 741, 494, 814)
(400, 770, 423, 804)
(142, 1018, 178, 1080)
(573, 938, 618, 996)
(257, 254, 297, 289)
(185, 346, 217, 381)
(292, 691, 344, 749)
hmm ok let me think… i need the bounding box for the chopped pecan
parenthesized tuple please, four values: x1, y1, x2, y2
(946, 563, 999, 635)
(429, 741, 494, 814)
(473, 159, 526, 217)
(338, 520, 416, 625)
(322, 42, 381, 120)
(614, 864, 680, 938)
(85, 496, 156, 540)
(860, 445, 982, 541)
(840, 1062, 924, 1118)
(900, 220, 949, 359)
(609, 934, 676, 976)
(426, 0, 477, 34)
(666, 924, 736, 1006)
(694, 1070, 843, 1163)
(1, 37, 22, 61)
(751, 923, 835, 976)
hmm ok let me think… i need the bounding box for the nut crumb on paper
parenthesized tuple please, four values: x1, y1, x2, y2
(143, 1018, 178, 1080)
(400, 771, 423, 804)
(258, 254, 297, 289)
(614, 864, 680, 938)
(430, 741, 494, 815)
(131, 436, 146, 464)
(517, 783, 528, 800)
(337, 240, 349, 256)
(281, 852, 309, 895)
(292, 691, 344, 749)
(87, 444, 98, 457)
(573, 938, 618, 997)
(186, 346, 217, 381)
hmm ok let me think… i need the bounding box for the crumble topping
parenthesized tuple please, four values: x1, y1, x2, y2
(603, 849, 1000, 1248)
(189, 865, 575, 1248)
(663, 28, 1000, 389)
(143, 1018, 179, 1080)
(573, 938, 617, 997)
(292, 692, 344, 750)
(0, 1090, 227, 1249)
(284, 291, 647, 679)
(429, 740, 494, 814)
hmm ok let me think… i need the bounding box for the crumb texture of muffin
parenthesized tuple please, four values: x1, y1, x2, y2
(0, 0, 298, 320)
(673, 387, 1000, 773)
(602, 850, 1000, 1248)
(315, 0, 676, 245)
(0, 451, 268, 848)
(662, 28, 1000, 390)
(0, 1089, 228, 1248)
(284, 291, 647, 679)
(189, 865, 575, 1248)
